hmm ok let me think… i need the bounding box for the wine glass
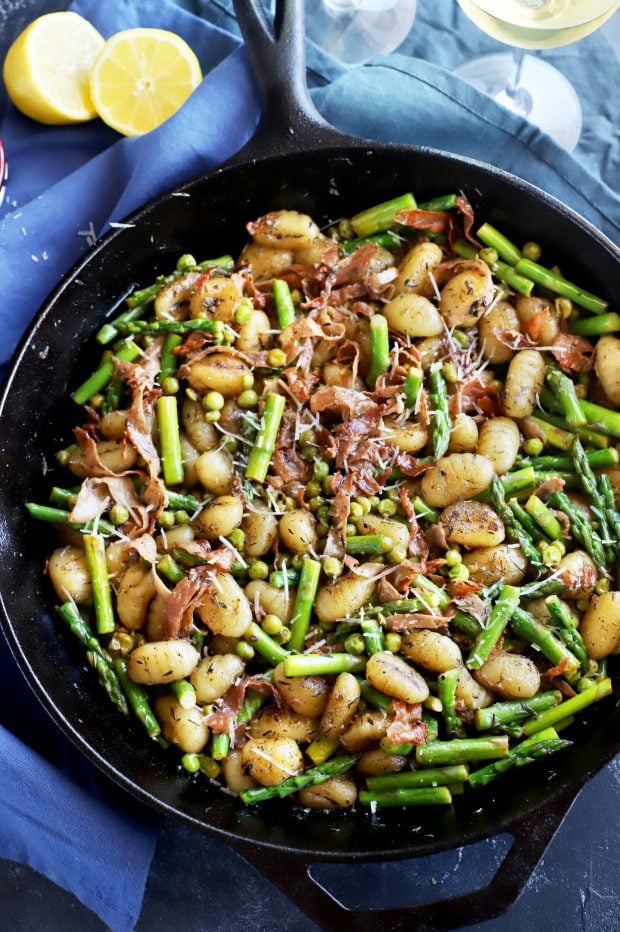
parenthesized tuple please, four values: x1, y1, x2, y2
(303, 0, 417, 66)
(454, 0, 620, 151)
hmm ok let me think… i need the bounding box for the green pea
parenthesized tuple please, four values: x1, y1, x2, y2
(262, 614, 283, 636)
(249, 560, 269, 581)
(378, 498, 397, 516)
(161, 376, 180, 396)
(203, 391, 225, 411)
(445, 548, 462, 567)
(241, 372, 255, 390)
(349, 502, 364, 518)
(234, 299, 253, 324)
(176, 253, 197, 272)
(448, 563, 469, 580)
(158, 511, 175, 528)
(205, 410, 221, 423)
(522, 241, 541, 261)
(237, 389, 259, 409)
(344, 634, 366, 656)
(313, 460, 330, 480)
(236, 641, 255, 661)
(385, 632, 402, 653)
(387, 545, 407, 564)
(523, 437, 544, 456)
(110, 504, 129, 525)
(479, 246, 498, 265)
(90, 393, 105, 409)
(306, 480, 322, 499)
(345, 523, 357, 537)
(323, 557, 343, 578)
(228, 528, 245, 549)
(181, 753, 201, 773)
(174, 510, 191, 525)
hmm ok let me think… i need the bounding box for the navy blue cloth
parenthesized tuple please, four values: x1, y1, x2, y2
(0, 0, 617, 929)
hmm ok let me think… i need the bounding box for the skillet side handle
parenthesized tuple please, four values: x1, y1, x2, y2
(231, 0, 351, 160)
(229, 786, 577, 932)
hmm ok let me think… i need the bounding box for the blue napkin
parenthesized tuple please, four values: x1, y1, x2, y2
(0, 0, 618, 929)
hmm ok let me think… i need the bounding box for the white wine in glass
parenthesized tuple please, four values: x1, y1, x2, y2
(303, 0, 417, 66)
(455, 0, 619, 151)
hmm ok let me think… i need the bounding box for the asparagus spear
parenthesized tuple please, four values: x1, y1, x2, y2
(416, 735, 509, 767)
(84, 534, 115, 634)
(545, 596, 589, 673)
(571, 438, 613, 557)
(520, 577, 566, 600)
(272, 279, 296, 330)
(361, 618, 385, 657)
(514, 258, 608, 313)
(418, 194, 457, 211)
(125, 256, 234, 308)
(495, 260, 534, 297)
(569, 312, 620, 337)
(510, 607, 581, 680)
(598, 474, 620, 548)
(350, 193, 416, 237)
(429, 364, 451, 460)
(244, 622, 289, 666)
(477, 222, 521, 265)
(166, 491, 201, 512)
(545, 366, 586, 427)
(451, 610, 482, 640)
(490, 476, 544, 573)
(118, 318, 221, 336)
(540, 388, 620, 440)
(509, 498, 547, 542)
(306, 736, 341, 765)
(288, 558, 321, 652)
(283, 653, 365, 677)
(240, 755, 357, 803)
(96, 304, 148, 345)
(245, 393, 286, 483)
(532, 412, 609, 451)
(113, 659, 161, 737)
(549, 490, 608, 571)
(467, 584, 521, 670)
(58, 603, 128, 716)
(212, 688, 267, 761)
(157, 396, 184, 486)
(72, 340, 141, 406)
(170, 680, 197, 710)
(26, 503, 116, 537)
(403, 367, 423, 410)
(437, 668, 465, 737)
(159, 332, 183, 381)
(358, 680, 392, 712)
(342, 230, 403, 255)
(58, 602, 112, 663)
(87, 652, 130, 717)
(523, 678, 612, 735)
(412, 496, 441, 523)
(524, 495, 563, 540)
(474, 690, 563, 731)
(359, 786, 453, 808)
(526, 449, 618, 471)
(346, 534, 393, 555)
(365, 765, 468, 792)
(367, 314, 390, 389)
(469, 731, 571, 788)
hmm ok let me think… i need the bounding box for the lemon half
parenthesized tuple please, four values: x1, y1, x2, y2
(89, 28, 202, 137)
(3, 11, 105, 124)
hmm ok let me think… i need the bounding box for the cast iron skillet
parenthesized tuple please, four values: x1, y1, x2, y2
(0, 1, 618, 928)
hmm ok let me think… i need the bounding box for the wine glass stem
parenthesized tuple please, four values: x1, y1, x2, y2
(502, 47, 533, 117)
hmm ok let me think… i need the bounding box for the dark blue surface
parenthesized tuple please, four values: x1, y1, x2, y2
(0, 1, 618, 929)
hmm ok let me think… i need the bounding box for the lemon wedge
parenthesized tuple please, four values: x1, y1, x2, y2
(89, 28, 202, 137)
(2, 12, 105, 124)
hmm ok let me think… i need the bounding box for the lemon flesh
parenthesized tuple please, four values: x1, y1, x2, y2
(3, 11, 105, 124)
(89, 28, 203, 137)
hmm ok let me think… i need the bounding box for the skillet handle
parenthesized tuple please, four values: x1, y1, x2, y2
(231, 0, 351, 159)
(229, 785, 576, 931)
